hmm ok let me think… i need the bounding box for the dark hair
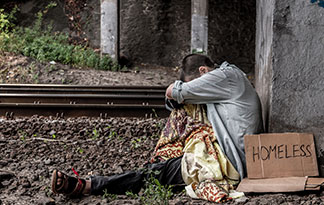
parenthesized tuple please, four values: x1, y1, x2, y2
(180, 54, 215, 81)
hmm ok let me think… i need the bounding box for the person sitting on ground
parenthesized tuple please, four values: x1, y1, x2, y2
(51, 54, 263, 203)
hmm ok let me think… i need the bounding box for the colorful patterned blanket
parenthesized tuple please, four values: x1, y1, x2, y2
(151, 104, 243, 203)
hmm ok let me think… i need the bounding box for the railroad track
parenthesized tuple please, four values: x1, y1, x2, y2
(0, 84, 170, 118)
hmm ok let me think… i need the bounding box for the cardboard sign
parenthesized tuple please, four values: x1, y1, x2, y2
(237, 177, 324, 193)
(244, 133, 319, 179)
(237, 177, 307, 192)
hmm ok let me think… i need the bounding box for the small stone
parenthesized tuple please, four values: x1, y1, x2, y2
(1, 180, 12, 187)
(43, 170, 50, 178)
(9, 151, 16, 159)
(31, 174, 39, 182)
(235, 196, 249, 203)
(22, 181, 31, 188)
(96, 140, 103, 146)
(17, 187, 27, 195)
(0, 171, 14, 181)
(49, 130, 56, 136)
(320, 196, 324, 202)
(174, 199, 186, 205)
(66, 153, 72, 159)
(256, 198, 269, 205)
(8, 180, 18, 191)
(116, 166, 123, 174)
(44, 159, 51, 165)
(38, 196, 55, 205)
(0, 160, 8, 166)
(38, 162, 45, 169)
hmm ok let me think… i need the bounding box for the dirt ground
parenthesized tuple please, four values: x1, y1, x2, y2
(1, 117, 324, 205)
(1, 52, 324, 204)
(0, 51, 179, 86)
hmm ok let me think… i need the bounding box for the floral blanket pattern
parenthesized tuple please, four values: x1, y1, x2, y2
(151, 104, 243, 203)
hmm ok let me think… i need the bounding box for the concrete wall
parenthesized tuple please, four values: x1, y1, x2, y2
(101, 0, 118, 59)
(209, 0, 256, 74)
(119, 0, 191, 67)
(255, 0, 274, 132)
(121, 0, 256, 70)
(11, 0, 255, 70)
(18, 0, 69, 33)
(17, 0, 101, 47)
(256, 0, 324, 174)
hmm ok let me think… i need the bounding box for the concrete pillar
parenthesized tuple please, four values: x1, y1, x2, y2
(100, 0, 119, 60)
(191, 0, 208, 54)
(255, 0, 275, 132)
(255, 0, 324, 175)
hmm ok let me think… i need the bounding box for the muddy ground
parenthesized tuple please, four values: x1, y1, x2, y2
(1, 52, 324, 204)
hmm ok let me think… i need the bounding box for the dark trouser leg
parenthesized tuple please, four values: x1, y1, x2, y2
(90, 156, 184, 195)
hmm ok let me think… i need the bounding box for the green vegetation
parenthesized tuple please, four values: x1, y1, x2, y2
(0, 6, 18, 38)
(131, 138, 142, 149)
(17, 129, 28, 142)
(191, 48, 206, 55)
(0, 3, 120, 71)
(108, 130, 118, 139)
(91, 128, 99, 140)
(102, 189, 117, 201)
(126, 172, 173, 205)
(76, 147, 84, 154)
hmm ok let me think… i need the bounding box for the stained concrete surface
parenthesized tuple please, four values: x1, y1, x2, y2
(209, 0, 256, 74)
(255, 0, 274, 132)
(255, 0, 324, 174)
(10, 0, 256, 71)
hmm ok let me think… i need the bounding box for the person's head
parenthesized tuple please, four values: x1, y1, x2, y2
(180, 54, 216, 82)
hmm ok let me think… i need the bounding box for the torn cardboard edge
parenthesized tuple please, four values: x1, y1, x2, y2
(237, 177, 324, 193)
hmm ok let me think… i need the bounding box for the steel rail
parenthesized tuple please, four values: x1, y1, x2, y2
(0, 84, 166, 95)
(0, 85, 170, 118)
(0, 84, 167, 89)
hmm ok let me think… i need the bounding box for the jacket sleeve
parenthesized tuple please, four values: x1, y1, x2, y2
(171, 68, 231, 104)
(165, 98, 183, 111)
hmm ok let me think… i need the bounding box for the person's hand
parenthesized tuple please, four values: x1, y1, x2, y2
(199, 66, 210, 76)
(165, 83, 174, 99)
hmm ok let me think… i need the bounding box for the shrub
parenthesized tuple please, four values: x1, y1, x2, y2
(0, 6, 18, 37)
(0, 3, 120, 71)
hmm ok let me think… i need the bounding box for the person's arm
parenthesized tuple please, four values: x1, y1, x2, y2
(165, 83, 183, 111)
(165, 83, 174, 99)
(171, 69, 231, 104)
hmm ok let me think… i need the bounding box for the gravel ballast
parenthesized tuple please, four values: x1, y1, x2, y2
(1, 116, 324, 204)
